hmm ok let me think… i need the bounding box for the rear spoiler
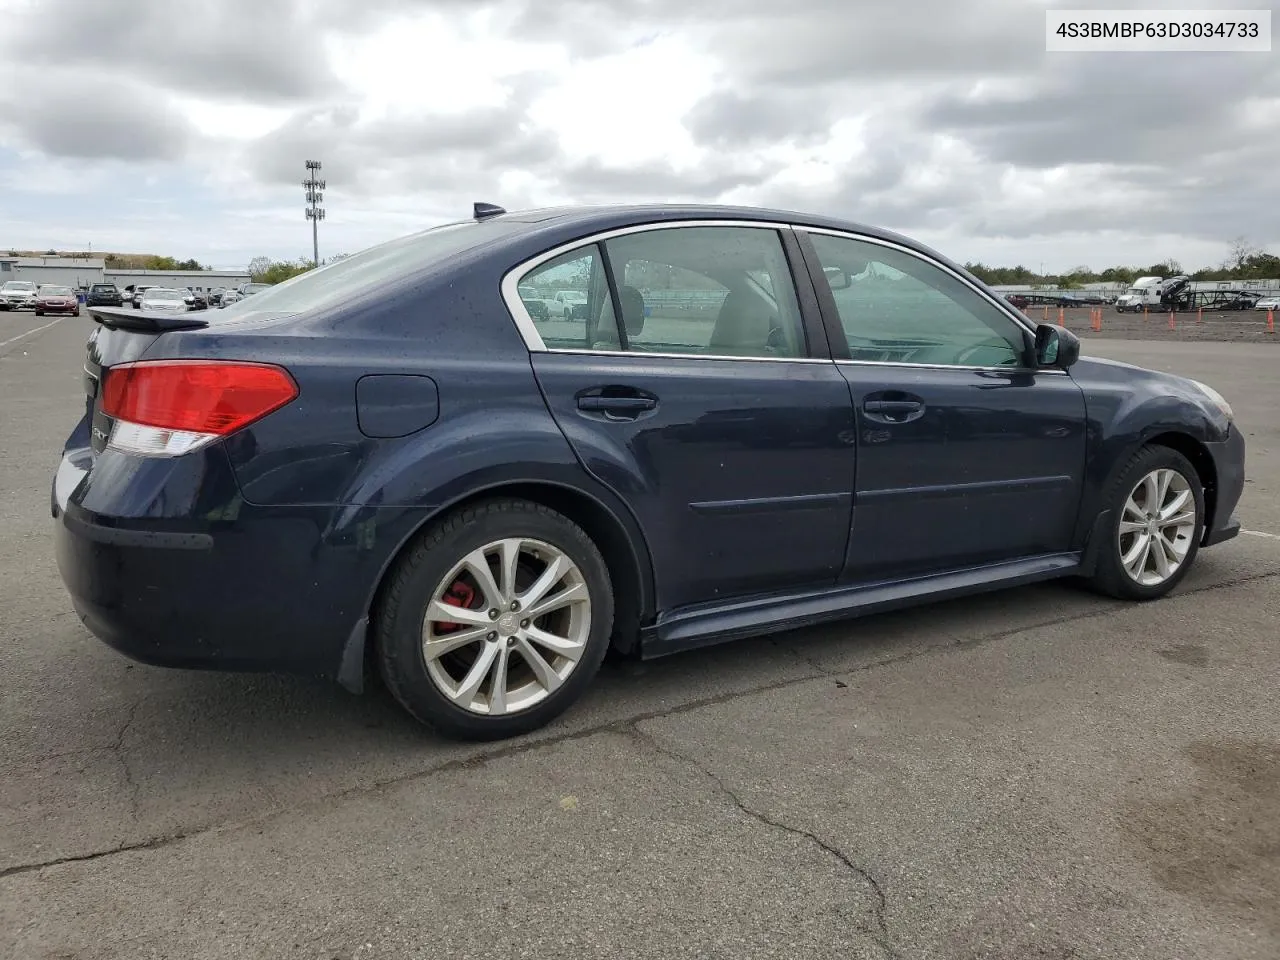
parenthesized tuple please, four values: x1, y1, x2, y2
(87, 306, 209, 332)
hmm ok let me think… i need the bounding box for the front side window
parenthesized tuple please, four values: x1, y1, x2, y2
(806, 233, 1028, 368)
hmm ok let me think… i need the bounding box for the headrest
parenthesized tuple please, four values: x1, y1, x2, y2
(618, 285, 645, 337)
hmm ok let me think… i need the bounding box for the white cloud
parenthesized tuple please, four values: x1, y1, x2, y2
(0, 0, 1275, 271)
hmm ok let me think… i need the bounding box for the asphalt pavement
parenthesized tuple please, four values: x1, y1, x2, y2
(2, 310, 1278, 959)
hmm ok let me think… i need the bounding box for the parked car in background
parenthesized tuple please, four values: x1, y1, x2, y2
(239, 282, 271, 297)
(553, 289, 589, 319)
(218, 288, 242, 307)
(183, 288, 209, 310)
(128, 285, 155, 309)
(57, 202, 1245, 742)
(87, 283, 124, 307)
(34, 285, 81, 317)
(0, 280, 38, 311)
(1206, 292, 1260, 312)
(137, 287, 189, 312)
(208, 287, 226, 306)
(1004, 294, 1029, 310)
(1252, 296, 1279, 311)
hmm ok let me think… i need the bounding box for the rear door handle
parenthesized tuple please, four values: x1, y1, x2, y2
(576, 394, 658, 421)
(862, 398, 924, 423)
(577, 396, 656, 413)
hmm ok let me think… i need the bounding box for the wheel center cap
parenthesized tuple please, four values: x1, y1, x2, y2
(497, 613, 518, 636)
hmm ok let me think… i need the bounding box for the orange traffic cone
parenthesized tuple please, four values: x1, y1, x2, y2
(1268, 310, 1275, 334)
(1168, 311, 1175, 330)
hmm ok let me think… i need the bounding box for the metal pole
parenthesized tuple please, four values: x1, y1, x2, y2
(304, 160, 325, 268)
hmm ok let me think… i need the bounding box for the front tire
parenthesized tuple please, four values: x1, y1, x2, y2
(1087, 445, 1204, 601)
(375, 499, 614, 741)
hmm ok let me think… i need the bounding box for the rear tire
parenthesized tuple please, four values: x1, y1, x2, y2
(1086, 444, 1204, 601)
(374, 498, 614, 741)
(34, 309, 43, 317)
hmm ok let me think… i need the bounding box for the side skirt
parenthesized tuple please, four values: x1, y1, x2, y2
(640, 552, 1082, 660)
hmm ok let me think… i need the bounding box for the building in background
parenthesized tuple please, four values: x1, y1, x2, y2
(0, 256, 250, 293)
(105, 268, 250, 292)
(0, 256, 105, 288)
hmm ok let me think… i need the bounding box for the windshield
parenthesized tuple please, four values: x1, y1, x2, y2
(41, 286, 72, 296)
(91, 284, 116, 292)
(215, 218, 523, 318)
(142, 288, 183, 299)
(3, 281, 36, 292)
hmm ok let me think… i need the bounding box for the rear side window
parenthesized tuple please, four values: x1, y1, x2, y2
(516, 245, 619, 350)
(213, 218, 524, 318)
(516, 225, 807, 359)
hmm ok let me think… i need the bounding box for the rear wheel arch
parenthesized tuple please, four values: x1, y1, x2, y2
(364, 480, 654, 667)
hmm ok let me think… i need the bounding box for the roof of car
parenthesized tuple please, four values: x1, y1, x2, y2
(492, 202, 901, 237)
(450, 202, 957, 274)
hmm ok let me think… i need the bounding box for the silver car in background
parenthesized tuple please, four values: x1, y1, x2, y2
(0, 280, 38, 311)
(138, 287, 190, 312)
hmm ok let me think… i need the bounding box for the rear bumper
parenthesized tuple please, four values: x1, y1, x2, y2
(1202, 423, 1246, 547)
(51, 444, 421, 680)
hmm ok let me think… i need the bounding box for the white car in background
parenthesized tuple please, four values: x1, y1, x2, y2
(138, 287, 189, 312)
(553, 289, 589, 319)
(1253, 296, 1279, 311)
(0, 280, 38, 311)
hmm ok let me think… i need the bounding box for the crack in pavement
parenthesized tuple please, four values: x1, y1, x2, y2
(3, 566, 1277, 881)
(624, 722, 900, 959)
(111, 697, 144, 821)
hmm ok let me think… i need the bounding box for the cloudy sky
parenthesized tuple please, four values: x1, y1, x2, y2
(0, 0, 1276, 272)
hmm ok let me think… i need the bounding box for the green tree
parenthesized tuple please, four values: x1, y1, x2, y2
(253, 258, 313, 284)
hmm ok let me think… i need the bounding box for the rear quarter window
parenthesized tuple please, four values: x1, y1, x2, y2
(212, 218, 524, 320)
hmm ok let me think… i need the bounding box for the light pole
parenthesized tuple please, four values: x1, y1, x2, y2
(303, 160, 325, 267)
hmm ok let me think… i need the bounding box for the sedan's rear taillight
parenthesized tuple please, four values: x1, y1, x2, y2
(101, 360, 298, 457)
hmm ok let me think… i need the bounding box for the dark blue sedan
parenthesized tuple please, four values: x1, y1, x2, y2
(55, 203, 1245, 740)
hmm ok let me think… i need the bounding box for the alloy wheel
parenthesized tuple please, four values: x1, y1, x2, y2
(1117, 467, 1197, 587)
(421, 537, 592, 716)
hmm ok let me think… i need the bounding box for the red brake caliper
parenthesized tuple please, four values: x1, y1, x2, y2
(436, 579, 478, 633)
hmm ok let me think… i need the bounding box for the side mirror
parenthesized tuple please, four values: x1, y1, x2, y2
(1034, 323, 1081, 369)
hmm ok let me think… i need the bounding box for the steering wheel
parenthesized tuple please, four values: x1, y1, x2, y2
(956, 339, 1020, 367)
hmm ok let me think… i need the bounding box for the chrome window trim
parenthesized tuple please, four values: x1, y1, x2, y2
(500, 217, 1067, 373)
(500, 219, 804, 361)
(533, 347, 831, 365)
(834, 358, 1068, 375)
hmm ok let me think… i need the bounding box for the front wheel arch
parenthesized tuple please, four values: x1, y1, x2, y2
(1143, 431, 1219, 539)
